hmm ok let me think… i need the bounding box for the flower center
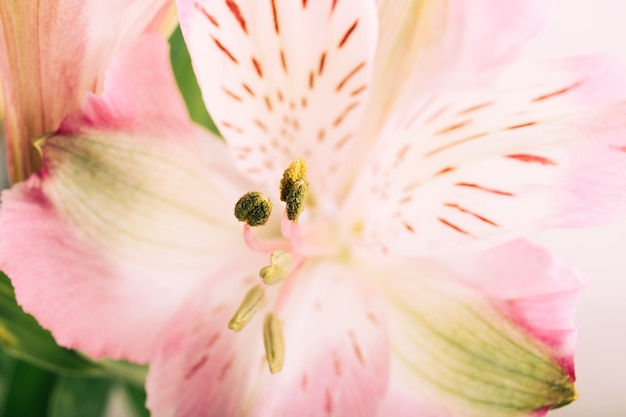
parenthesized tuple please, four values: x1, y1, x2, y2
(228, 159, 313, 374)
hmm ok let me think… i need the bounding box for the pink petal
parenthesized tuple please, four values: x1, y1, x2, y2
(376, 241, 581, 416)
(0, 0, 176, 183)
(177, 0, 378, 202)
(357, 0, 553, 156)
(0, 36, 251, 362)
(350, 56, 626, 255)
(146, 260, 389, 417)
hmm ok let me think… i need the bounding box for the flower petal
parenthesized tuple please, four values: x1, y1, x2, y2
(177, 0, 378, 201)
(147, 260, 389, 417)
(376, 240, 582, 416)
(0, 35, 250, 362)
(351, 57, 626, 255)
(358, 0, 552, 150)
(0, 0, 176, 183)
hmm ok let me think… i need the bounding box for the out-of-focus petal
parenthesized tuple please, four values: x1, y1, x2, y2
(350, 57, 626, 255)
(147, 260, 389, 417)
(375, 240, 581, 416)
(177, 0, 378, 202)
(0, 35, 251, 362)
(0, 0, 176, 183)
(357, 0, 552, 153)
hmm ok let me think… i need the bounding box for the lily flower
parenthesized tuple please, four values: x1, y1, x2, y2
(0, 0, 178, 184)
(1, 0, 626, 416)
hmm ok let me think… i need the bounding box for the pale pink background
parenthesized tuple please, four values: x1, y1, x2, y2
(527, 0, 626, 416)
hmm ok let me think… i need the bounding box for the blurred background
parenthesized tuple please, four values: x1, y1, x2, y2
(526, 0, 626, 416)
(0, 0, 625, 415)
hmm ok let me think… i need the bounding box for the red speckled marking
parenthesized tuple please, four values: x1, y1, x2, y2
(226, 0, 247, 34)
(338, 20, 358, 48)
(438, 217, 470, 235)
(456, 182, 514, 196)
(506, 154, 556, 165)
(444, 203, 498, 226)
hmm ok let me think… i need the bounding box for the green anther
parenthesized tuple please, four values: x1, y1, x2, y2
(259, 250, 293, 285)
(228, 285, 266, 332)
(263, 313, 285, 374)
(280, 159, 309, 221)
(234, 191, 273, 227)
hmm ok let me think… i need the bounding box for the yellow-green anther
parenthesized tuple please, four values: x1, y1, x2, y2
(259, 250, 293, 285)
(234, 191, 273, 227)
(228, 285, 266, 332)
(263, 313, 285, 374)
(280, 159, 309, 221)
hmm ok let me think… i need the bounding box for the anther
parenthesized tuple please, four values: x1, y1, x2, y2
(234, 192, 273, 227)
(228, 285, 266, 332)
(263, 313, 285, 374)
(280, 159, 309, 221)
(259, 250, 293, 285)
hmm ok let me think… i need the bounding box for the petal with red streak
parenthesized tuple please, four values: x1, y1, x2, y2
(177, 0, 378, 202)
(351, 57, 626, 255)
(147, 260, 389, 417)
(0, 36, 250, 362)
(374, 240, 581, 416)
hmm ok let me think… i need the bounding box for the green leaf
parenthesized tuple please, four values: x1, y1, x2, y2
(48, 376, 111, 417)
(0, 272, 148, 386)
(124, 384, 150, 417)
(169, 26, 219, 135)
(1, 358, 56, 417)
(0, 272, 99, 376)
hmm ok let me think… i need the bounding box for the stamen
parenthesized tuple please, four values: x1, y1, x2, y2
(263, 313, 285, 374)
(243, 224, 290, 253)
(280, 159, 309, 221)
(228, 285, 266, 332)
(234, 191, 273, 227)
(259, 250, 293, 285)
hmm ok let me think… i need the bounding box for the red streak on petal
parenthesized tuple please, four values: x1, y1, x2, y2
(309, 71, 315, 89)
(438, 217, 470, 235)
(280, 49, 288, 73)
(435, 119, 472, 135)
(195, 3, 220, 27)
(270, 0, 280, 34)
(212, 37, 238, 64)
(333, 102, 360, 127)
(532, 81, 584, 102)
(325, 389, 334, 414)
(318, 52, 327, 75)
(225, 0, 248, 34)
(366, 311, 379, 325)
(206, 332, 221, 349)
(264, 96, 273, 112)
(338, 19, 359, 48)
(222, 87, 242, 101)
(302, 0, 308, 8)
(242, 83, 255, 96)
(185, 355, 208, 379)
(350, 85, 367, 96)
(506, 154, 556, 165)
(336, 62, 365, 92)
(506, 121, 537, 130)
(252, 57, 263, 77)
(435, 166, 456, 176)
(403, 222, 415, 233)
(444, 203, 499, 226)
(331, 0, 339, 13)
(334, 133, 353, 150)
(455, 182, 514, 196)
(457, 101, 494, 115)
(218, 357, 234, 381)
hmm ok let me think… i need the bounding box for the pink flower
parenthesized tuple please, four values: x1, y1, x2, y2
(0, 0, 177, 184)
(2, 0, 626, 416)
